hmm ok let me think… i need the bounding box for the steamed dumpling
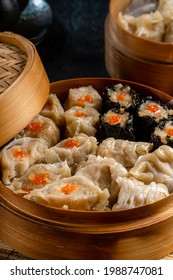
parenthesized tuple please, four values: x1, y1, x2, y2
(7, 162, 71, 194)
(97, 138, 153, 168)
(118, 10, 165, 41)
(158, 0, 173, 25)
(45, 134, 98, 173)
(75, 155, 128, 205)
(64, 105, 100, 137)
(0, 138, 48, 185)
(64, 85, 102, 111)
(112, 177, 169, 210)
(24, 175, 110, 211)
(129, 145, 173, 193)
(40, 93, 65, 129)
(16, 114, 60, 147)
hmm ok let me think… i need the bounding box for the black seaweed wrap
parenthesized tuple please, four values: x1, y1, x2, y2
(134, 98, 169, 142)
(151, 117, 173, 150)
(98, 109, 135, 141)
(101, 84, 141, 113)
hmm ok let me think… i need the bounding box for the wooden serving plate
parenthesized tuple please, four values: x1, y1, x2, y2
(1, 78, 173, 260)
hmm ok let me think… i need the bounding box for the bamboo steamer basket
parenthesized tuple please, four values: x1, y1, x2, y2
(0, 32, 50, 147)
(1, 77, 173, 260)
(105, 0, 173, 96)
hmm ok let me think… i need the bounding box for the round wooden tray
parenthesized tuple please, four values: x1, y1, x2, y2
(0, 32, 50, 147)
(1, 78, 173, 260)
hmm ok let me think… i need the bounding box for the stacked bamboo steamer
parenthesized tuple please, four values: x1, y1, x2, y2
(105, 0, 173, 96)
(0, 32, 50, 147)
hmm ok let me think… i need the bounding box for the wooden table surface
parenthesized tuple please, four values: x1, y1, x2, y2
(0, 240, 173, 260)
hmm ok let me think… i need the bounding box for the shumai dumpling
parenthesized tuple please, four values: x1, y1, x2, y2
(112, 177, 169, 210)
(64, 85, 102, 111)
(97, 138, 153, 168)
(64, 105, 100, 137)
(45, 134, 98, 173)
(0, 138, 48, 185)
(16, 114, 60, 147)
(40, 93, 65, 129)
(24, 175, 110, 211)
(7, 162, 71, 195)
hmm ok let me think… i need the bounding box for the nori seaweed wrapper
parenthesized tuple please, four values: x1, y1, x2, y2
(101, 83, 141, 113)
(151, 116, 173, 150)
(98, 109, 135, 141)
(134, 97, 169, 142)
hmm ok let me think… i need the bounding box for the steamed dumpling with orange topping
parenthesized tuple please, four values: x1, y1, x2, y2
(64, 85, 102, 111)
(24, 175, 110, 211)
(64, 105, 100, 137)
(7, 162, 71, 195)
(45, 134, 98, 173)
(0, 138, 48, 185)
(16, 114, 60, 147)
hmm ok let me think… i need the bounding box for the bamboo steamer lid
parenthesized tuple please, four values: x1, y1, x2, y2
(0, 32, 50, 147)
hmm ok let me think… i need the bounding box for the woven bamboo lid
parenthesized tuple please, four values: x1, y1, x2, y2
(0, 32, 50, 147)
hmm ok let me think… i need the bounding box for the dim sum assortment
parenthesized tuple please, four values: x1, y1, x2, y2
(0, 83, 173, 211)
(117, 0, 173, 43)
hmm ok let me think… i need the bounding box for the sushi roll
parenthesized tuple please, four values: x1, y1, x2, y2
(134, 97, 169, 141)
(151, 117, 173, 149)
(98, 108, 135, 141)
(101, 83, 140, 113)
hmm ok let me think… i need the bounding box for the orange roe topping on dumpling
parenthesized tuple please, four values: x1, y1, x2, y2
(29, 173, 49, 186)
(117, 92, 126, 101)
(76, 95, 93, 105)
(74, 111, 87, 117)
(109, 115, 121, 125)
(167, 128, 173, 137)
(22, 186, 32, 193)
(25, 121, 43, 132)
(146, 104, 160, 113)
(61, 184, 77, 194)
(13, 149, 27, 158)
(64, 139, 79, 148)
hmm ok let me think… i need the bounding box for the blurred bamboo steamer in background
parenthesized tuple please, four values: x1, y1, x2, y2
(105, 0, 173, 96)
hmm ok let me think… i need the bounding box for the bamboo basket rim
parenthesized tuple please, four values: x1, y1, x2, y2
(1, 78, 173, 260)
(1, 77, 173, 226)
(0, 32, 50, 147)
(0, 32, 35, 98)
